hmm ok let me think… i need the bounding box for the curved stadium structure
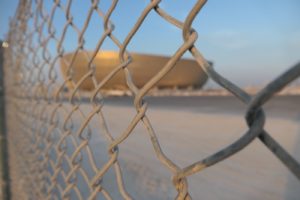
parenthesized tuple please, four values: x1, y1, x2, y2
(60, 51, 210, 91)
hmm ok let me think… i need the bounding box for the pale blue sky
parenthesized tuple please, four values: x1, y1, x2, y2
(1, 0, 299, 87)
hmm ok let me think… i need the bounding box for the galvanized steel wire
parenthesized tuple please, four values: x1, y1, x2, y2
(3, 0, 300, 199)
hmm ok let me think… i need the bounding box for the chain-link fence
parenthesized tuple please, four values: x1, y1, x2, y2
(1, 0, 300, 199)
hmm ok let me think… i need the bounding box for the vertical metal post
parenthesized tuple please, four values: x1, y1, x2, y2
(0, 40, 11, 200)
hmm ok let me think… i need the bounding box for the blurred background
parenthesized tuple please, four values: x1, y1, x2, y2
(1, 0, 300, 89)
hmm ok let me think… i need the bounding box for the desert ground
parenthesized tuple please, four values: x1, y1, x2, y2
(61, 95, 300, 200)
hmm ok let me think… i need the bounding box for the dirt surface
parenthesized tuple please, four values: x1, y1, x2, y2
(55, 96, 300, 200)
(69, 95, 300, 199)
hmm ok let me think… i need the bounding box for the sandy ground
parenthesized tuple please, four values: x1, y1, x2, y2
(61, 96, 300, 199)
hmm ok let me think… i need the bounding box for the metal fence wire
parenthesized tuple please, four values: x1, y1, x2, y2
(2, 0, 300, 199)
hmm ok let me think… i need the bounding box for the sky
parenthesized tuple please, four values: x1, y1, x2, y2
(0, 0, 300, 88)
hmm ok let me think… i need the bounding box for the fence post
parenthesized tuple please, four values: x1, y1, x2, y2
(0, 40, 11, 200)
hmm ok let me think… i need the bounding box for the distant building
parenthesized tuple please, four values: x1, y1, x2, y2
(61, 51, 211, 91)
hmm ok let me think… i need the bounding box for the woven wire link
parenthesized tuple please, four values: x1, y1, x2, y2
(3, 0, 300, 199)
